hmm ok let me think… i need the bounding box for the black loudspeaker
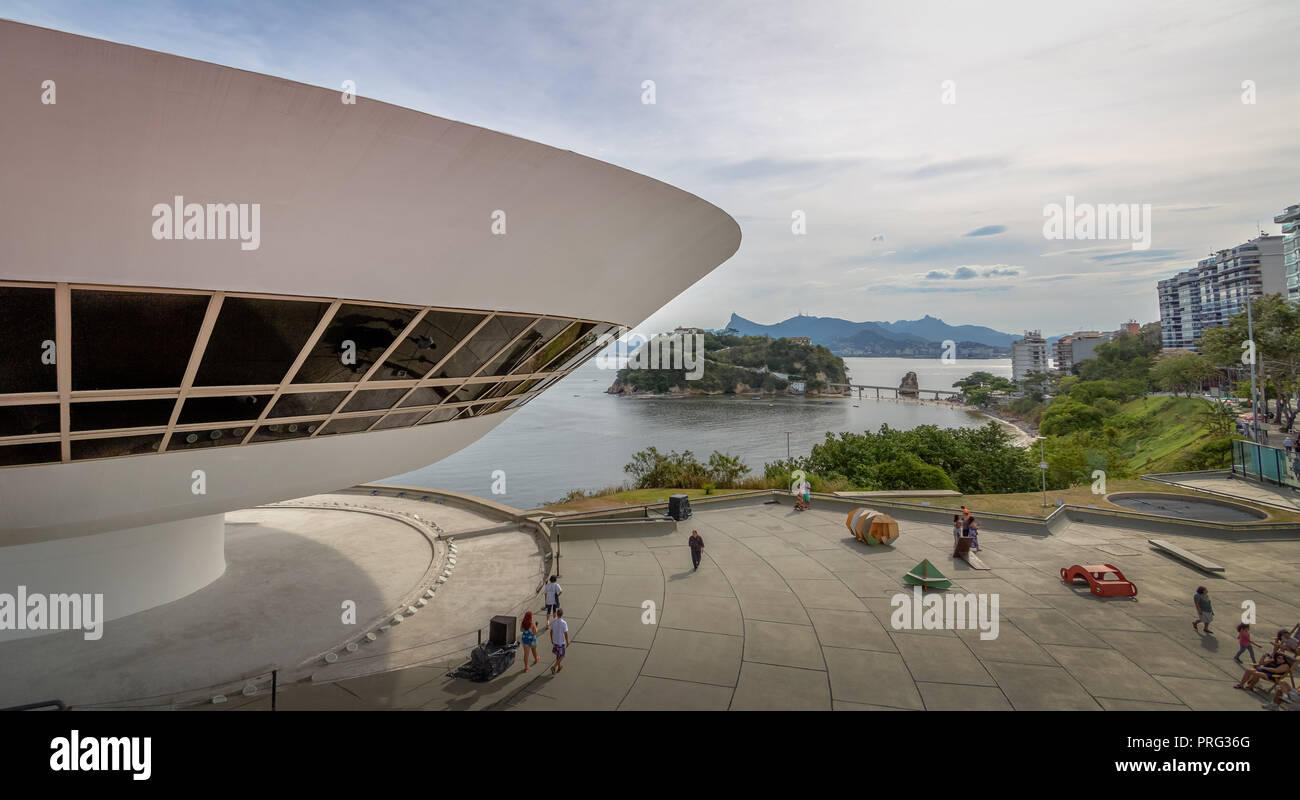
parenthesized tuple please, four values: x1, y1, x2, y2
(490, 615, 517, 645)
(668, 494, 692, 521)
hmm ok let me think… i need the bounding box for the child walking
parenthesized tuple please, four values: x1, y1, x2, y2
(1234, 623, 1258, 665)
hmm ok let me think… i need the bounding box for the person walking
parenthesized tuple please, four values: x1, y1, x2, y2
(688, 530, 705, 571)
(1234, 623, 1259, 665)
(1286, 436, 1294, 454)
(520, 610, 540, 672)
(952, 514, 963, 548)
(792, 476, 811, 510)
(543, 575, 562, 626)
(965, 515, 981, 552)
(549, 608, 570, 675)
(1193, 586, 1214, 634)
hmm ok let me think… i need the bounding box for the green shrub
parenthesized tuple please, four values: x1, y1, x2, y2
(1039, 399, 1104, 436)
(778, 422, 1038, 494)
(874, 454, 957, 491)
(625, 447, 752, 489)
(1173, 437, 1232, 470)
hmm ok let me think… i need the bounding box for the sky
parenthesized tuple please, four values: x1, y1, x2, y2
(5, 0, 1298, 336)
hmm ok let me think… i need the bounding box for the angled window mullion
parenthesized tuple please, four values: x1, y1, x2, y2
(532, 320, 585, 374)
(364, 312, 497, 432)
(541, 324, 624, 375)
(310, 309, 429, 438)
(241, 301, 342, 445)
(159, 293, 224, 453)
(436, 317, 542, 407)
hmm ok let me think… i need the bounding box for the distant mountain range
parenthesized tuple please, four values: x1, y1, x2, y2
(720, 313, 1056, 358)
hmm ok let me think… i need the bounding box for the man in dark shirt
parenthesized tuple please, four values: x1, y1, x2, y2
(688, 530, 705, 571)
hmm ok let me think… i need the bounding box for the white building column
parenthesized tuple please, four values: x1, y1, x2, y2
(0, 515, 226, 642)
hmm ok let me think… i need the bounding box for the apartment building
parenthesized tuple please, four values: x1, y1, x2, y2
(1053, 331, 1108, 374)
(1012, 330, 1049, 383)
(1157, 233, 1283, 351)
(1275, 202, 1300, 303)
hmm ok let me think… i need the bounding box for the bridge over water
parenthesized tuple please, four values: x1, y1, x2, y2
(827, 383, 962, 400)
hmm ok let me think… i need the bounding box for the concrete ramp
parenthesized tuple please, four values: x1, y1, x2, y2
(952, 536, 990, 569)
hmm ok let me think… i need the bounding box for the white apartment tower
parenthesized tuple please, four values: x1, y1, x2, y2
(1157, 233, 1284, 351)
(1275, 203, 1300, 303)
(1012, 330, 1049, 383)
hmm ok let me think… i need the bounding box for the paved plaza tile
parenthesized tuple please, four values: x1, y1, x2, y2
(743, 620, 826, 670)
(309, 500, 1298, 712)
(641, 627, 744, 687)
(731, 662, 831, 710)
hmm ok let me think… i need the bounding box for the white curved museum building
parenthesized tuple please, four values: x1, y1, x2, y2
(0, 20, 741, 631)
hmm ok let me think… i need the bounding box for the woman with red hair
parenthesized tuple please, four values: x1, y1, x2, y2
(519, 611, 540, 672)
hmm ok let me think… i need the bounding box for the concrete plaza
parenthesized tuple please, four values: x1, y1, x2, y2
(1156, 471, 1300, 513)
(0, 489, 542, 709)
(223, 497, 1300, 711)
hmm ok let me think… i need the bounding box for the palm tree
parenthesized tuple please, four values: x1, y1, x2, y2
(1198, 400, 1236, 438)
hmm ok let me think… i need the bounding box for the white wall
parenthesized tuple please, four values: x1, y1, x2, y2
(0, 514, 225, 641)
(0, 411, 511, 543)
(0, 21, 741, 330)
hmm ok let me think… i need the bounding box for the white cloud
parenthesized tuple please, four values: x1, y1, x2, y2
(923, 265, 1024, 280)
(19, 0, 1299, 333)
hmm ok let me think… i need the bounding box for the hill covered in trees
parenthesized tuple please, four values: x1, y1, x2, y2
(607, 332, 848, 395)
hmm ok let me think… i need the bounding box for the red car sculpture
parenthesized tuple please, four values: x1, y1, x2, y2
(1060, 564, 1137, 597)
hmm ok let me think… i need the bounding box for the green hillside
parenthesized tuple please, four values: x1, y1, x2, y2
(1114, 396, 1229, 474)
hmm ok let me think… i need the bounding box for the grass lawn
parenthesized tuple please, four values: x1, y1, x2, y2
(531, 487, 716, 514)
(537, 478, 1300, 523)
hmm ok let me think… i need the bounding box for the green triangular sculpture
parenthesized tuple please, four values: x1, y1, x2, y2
(903, 559, 952, 590)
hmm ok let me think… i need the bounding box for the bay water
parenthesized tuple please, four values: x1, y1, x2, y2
(380, 357, 1012, 509)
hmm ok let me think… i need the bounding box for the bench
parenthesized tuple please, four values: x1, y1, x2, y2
(1147, 539, 1224, 573)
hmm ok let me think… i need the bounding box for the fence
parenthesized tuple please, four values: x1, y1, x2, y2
(1232, 439, 1300, 488)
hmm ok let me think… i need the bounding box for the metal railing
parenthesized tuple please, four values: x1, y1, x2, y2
(1232, 439, 1300, 489)
(1, 699, 67, 711)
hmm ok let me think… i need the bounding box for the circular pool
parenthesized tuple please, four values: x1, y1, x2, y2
(1105, 492, 1267, 522)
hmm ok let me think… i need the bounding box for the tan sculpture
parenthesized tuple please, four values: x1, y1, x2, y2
(845, 507, 900, 546)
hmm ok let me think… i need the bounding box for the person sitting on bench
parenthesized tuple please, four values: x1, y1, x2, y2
(1265, 628, 1298, 658)
(1234, 648, 1295, 691)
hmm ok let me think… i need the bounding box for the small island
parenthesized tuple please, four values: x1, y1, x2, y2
(607, 332, 848, 396)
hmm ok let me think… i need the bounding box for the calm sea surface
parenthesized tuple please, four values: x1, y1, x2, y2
(379, 357, 1012, 509)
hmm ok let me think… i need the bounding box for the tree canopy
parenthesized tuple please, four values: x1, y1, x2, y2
(1151, 352, 1216, 397)
(1200, 293, 1300, 430)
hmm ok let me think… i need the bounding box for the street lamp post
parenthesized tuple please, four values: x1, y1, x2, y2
(1036, 435, 1048, 508)
(1247, 297, 1260, 444)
